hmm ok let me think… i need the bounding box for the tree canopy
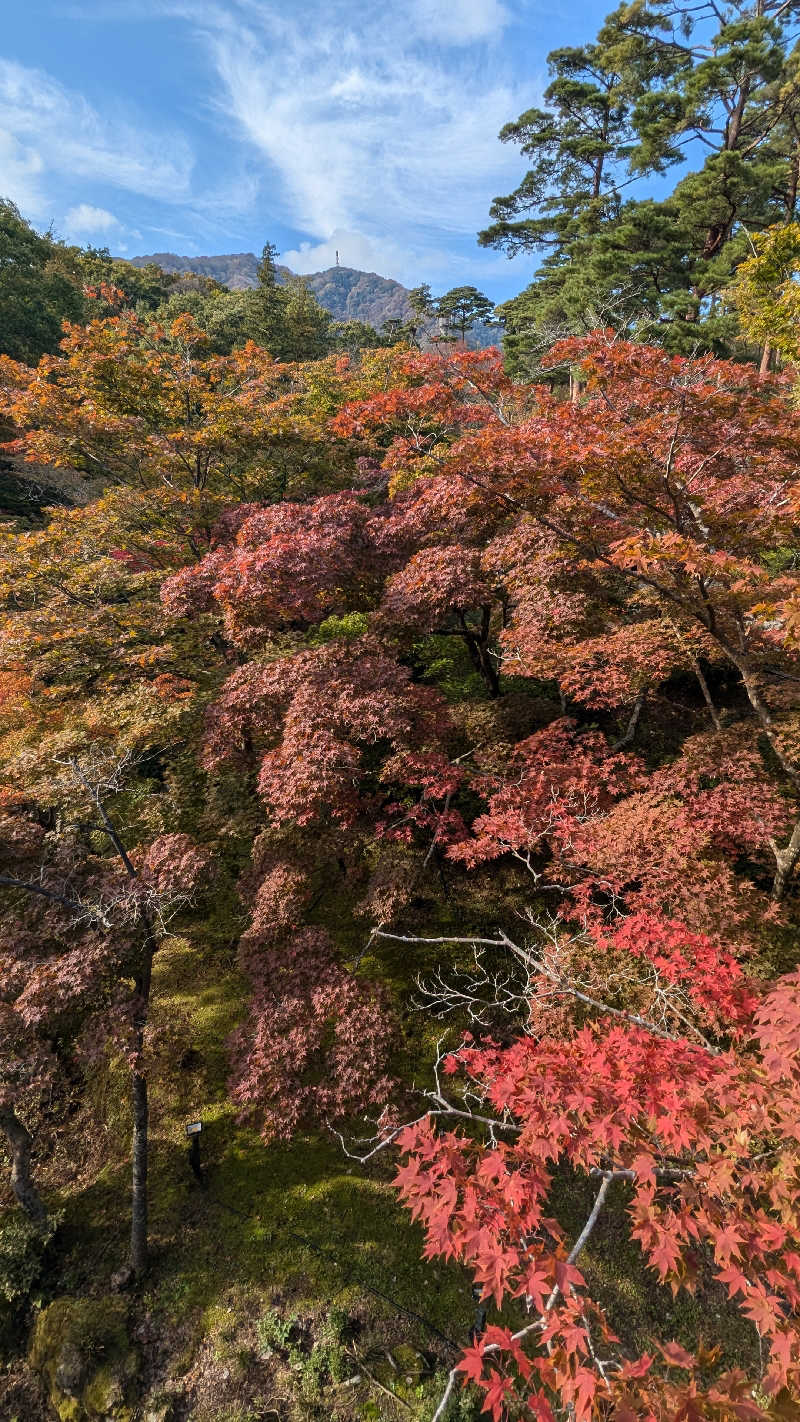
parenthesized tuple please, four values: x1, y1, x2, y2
(482, 0, 800, 369)
(3, 304, 800, 1414)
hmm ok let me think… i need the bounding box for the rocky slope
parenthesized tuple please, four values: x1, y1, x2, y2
(129, 253, 415, 329)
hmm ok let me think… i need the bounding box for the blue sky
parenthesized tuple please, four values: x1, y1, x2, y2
(0, 0, 611, 301)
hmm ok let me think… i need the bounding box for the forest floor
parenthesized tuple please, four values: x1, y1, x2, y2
(0, 561, 762, 1418)
(0, 927, 760, 1421)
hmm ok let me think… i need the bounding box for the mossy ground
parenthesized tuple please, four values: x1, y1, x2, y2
(0, 933, 487, 1418)
(1, 917, 762, 1420)
(0, 668, 768, 1417)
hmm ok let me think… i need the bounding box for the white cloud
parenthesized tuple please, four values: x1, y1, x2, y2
(63, 203, 121, 237)
(193, 0, 530, 283)
(281, 228, 409, 278)
(410, 0, 511, 44)
(0, 58, 193, 213)
(0, 1, 537, 286)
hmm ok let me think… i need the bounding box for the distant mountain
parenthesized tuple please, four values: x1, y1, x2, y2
(128, 252, 499, 348)
(128, 252, 415, 330)
(128, 251, 263, 290)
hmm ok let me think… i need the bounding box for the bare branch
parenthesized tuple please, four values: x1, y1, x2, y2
(431, 1172, 617, 1420)
(375, 925, 718, 1053)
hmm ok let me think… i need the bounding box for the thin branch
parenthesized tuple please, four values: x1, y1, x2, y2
(0, 874, 92, 916)
(431, 1173, 616, 1421)
(374, 929, 717, 1052)
(611, 687, 646, 750)
(346, 1350, 414, 1413)
(65, 759, 137, 879)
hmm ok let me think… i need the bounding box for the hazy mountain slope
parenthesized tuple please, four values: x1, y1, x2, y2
(303, 266, 412, 324)
(129, 253, 415, 327)
(129, 252, 264, 290)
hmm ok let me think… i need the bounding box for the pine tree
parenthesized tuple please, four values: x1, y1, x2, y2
(281, 278, 332, 361)
(483, 0, 800, 367)
(407, 283, 436, 320)
(436, 286, 496, 343)
(245, 240, 290, 356)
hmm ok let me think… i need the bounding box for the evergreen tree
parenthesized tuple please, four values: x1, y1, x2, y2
(393, 285, 437, 347)
(482, 0, 800, 366)
(240, 243, 334, 360)
(245, 240, 290, 355)
(330, 318, 387, 354)
(281, 278, 332, 361)
(0, 200, 86, 363)
(436, 286, 496, 343)
(381, 316, 423, 346)
(407, 283, 436, 320)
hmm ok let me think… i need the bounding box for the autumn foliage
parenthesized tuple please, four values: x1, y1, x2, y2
(3, 314, 800, 1415)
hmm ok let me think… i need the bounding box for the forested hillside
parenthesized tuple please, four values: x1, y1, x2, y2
(129, 253, 415, 327)
(128, 253, 498, 350)
(3, 1, 800, 1420)
(129, 252, 268, 290)
(0, 205, 497, 381)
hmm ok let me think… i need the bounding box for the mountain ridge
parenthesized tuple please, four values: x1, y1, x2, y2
(128, 251, 415, 329)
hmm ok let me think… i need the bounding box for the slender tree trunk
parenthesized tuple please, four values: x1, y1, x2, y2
(130, 942, 153, 1278)
(759, 341, 772, 380)
(130, 1068, 148, 1276)
(0, 1106, 47, 1226)
(715, 650, 800, 899)
(612, 688, 646, 750)
(690, 656, 722, 732)
(457, 611, 500, 699)
(664, 617, 723, 733)
(78, 771, 156, 1281)
(728, 653, 800, 792)
(771, 818, 800, 903)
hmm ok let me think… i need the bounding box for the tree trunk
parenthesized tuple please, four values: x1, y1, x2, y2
(458, 611, 500, 698)
(130, 1065, 148, 1276)
(771, 818, 800, 903)
(729, 653, 800, 793)
(129, 942, 153, 1278)
(717, 651, 800, 899)
(612, 687, 646, 750)
(690, 656, 722, 732)
(0, 1106, 47, 1226)
(759, 341, 772, 380)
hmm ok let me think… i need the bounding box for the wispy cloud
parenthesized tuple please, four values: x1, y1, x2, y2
(409, 0, 511, 45)
(1, 1, 537, 287)
(0, 131, 45, 217)
(0, 58, 194, 214)
(183, 0, 531, 281)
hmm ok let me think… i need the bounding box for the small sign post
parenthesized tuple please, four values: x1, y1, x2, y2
(185, 1120, 203, 1183)
(469, 1284, 487, 1344)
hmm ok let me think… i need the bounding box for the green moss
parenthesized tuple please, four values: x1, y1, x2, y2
(82, 1364, 133, 1418)
(23, 771, 768, 1420)
(0, 1207, 58, 1305)
(29, 1295, 137, 1421)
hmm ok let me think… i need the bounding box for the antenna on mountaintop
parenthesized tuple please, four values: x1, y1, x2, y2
(335, 249, 339, 266)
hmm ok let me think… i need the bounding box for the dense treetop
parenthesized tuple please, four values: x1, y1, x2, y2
(482, 0, 800, 370)
(3, 285, 800, 1413)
